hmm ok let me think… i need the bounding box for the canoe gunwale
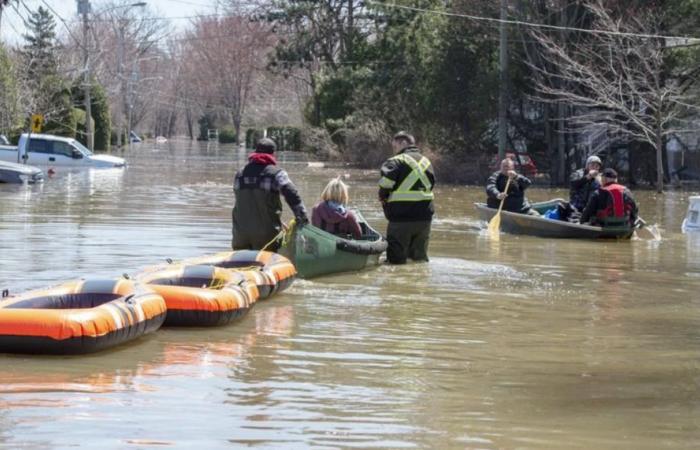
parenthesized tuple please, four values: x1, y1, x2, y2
(474, 201, 633, 239)
(294, 223, 387, 256)
(279, 209, 387, 278)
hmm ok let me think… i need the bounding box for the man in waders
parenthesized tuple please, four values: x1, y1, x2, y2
(378, 131, 435, 264)
(232, 138, 308, 251)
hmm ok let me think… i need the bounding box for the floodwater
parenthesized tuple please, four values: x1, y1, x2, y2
(1, 140, 699, 449)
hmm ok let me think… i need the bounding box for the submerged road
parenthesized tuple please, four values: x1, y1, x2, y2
(1, 139, 699, 448)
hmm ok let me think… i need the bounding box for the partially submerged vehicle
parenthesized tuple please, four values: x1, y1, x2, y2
(0, 160, 44, 184)
(475, 199, 635, 239)
(682, 196, 700, 233)
(278, 210, 388, 278)
(0, 133, 126, 168)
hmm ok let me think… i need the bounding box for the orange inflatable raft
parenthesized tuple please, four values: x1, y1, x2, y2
(137, 264, 258, 326)
(0, 279, 166, 354)
(182, 250, 296, 299)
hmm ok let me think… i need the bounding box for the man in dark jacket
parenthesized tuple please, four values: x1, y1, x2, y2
(232, 138, 308, 251)
(486, 158, 536, 214)
(570, 155, 602, 212)
(580, 168, 638, 227)
(378, 131, 435, 264)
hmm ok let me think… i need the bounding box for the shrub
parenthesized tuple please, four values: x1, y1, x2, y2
(340, 119, 392, 168)
(300, 126, 340, 160)
(218, 126, 237, 143)
(245, 128, 264, 149)
(197, 111, 216, 140)
(267, 126, 302, 152)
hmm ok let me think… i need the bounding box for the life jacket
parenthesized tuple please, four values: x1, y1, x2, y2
(595, 183, 631, 227)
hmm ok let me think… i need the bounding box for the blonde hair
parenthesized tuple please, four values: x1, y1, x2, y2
(320, 178, 349, 205)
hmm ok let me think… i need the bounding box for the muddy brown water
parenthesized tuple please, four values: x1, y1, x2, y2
(1, 140, 699, 449)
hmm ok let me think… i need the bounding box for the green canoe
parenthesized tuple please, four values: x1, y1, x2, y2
(278, 210, 388, 278)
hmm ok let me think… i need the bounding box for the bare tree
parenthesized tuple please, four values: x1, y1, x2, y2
(528, 0, 697, 192)
(244, 69, 303, 128)
(86, 2, 166, 145)
(184, 14, 274, 142)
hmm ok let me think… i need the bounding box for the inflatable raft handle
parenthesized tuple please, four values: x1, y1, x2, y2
(166, 258, 173, 264)
(124, 294, 136, 304)
(1, 289, 8, 298)
(122, 273, 131, 280)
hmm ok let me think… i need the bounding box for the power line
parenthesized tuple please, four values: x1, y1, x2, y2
(37, 0, 83, 49)
(3, 8, 26, 39)
(17, 1, 700, 47)
(166, 0, 220, 8)
(67, 12, 225, 24)
(369, 0, 700, 44)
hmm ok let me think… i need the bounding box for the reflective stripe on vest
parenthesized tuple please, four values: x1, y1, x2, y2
(379, 176, 396, 189)
(596, 183, 626, 220)
(387, 154, 434, 203)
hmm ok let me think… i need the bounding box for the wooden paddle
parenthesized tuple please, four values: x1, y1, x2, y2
(634, 218, 661, 241)
(487, 176, 512, 241)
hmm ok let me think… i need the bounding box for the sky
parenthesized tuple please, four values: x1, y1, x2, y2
(1, 0, 221, 45)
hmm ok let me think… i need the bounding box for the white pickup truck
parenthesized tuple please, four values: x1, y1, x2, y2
(0, 133, 126, 168)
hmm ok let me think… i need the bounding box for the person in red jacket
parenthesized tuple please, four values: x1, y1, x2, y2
(311, 178, 363, 239)
(580, 168, 638, 228)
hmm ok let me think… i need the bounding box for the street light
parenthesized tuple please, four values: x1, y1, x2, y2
(77, 0, 146, 151)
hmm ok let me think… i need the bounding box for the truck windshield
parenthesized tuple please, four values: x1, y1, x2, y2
(71, 140, 94, 156)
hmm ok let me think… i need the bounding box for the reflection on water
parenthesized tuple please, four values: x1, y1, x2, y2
(1, 140, 700, 448)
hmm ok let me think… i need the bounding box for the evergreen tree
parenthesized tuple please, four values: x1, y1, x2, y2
(21, 6, 57, 82)
(20, 6, 74, 137)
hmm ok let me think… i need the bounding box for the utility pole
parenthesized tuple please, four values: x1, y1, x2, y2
(498, 0, 508, 160)
(78, 0, 94, 151)
(127, 67, 135, 151)
(117, 21, 125, 149)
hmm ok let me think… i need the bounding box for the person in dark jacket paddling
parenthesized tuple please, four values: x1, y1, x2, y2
(580, 168, 638, 227)
(378, 131, 435, 264)
(232, 138, 308, 251)
(311, 178, 362, 239)
(486, 158, 537, 215)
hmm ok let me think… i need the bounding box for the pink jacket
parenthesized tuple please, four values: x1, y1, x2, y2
(311, 201, 362, 239)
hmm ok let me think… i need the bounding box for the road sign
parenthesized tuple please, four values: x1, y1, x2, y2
(31, 114, 44, 133)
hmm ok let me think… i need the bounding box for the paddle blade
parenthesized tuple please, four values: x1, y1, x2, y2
(487, 214, 501, 240)
(635, 224, 661, 241)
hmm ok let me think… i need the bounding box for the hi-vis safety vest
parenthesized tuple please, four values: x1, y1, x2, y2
(379, 154, 434, 202)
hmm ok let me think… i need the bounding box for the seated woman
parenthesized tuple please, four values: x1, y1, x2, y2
(311, 178, 363, 239)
